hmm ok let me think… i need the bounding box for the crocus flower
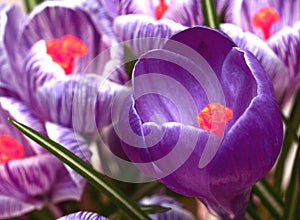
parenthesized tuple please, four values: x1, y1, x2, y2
(0, 96, 91, 218)
(140, 194, 195, 220)
(113, 26, 283, 219)
(57, 211, 109, 220)
(1, 1, 122, 133)
(221, 0, 300, 106)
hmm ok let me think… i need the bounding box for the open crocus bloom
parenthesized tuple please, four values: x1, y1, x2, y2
(1, 1, 122, 133)
(221, 0, 300, 106)
(113, 26, 283, 219)
(0, 97, 91, 218)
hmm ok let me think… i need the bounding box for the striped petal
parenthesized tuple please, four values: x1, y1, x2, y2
(57, 211, 109, 220)
(267, 21, 300, 105)
(0, 195, 41, 219)
(34, 74, 122, 132)
(114, 14, 186, 57)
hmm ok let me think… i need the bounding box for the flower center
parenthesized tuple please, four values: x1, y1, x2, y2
(196, 103, 233, 138)
(46, 35, 88, 75)
(155, 0, 168, 20)
(252, 7, 280, 40)
(0, 135, 24, 164)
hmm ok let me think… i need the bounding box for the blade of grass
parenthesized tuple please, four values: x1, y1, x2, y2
(9, 118, 150, 220)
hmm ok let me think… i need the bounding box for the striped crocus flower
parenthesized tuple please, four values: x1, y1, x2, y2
(1, 1, 122, 134)
(0, 96, 91, 218)
(221, 0, 300, 106)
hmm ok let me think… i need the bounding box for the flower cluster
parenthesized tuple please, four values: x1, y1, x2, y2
(1, 0, 298, 219)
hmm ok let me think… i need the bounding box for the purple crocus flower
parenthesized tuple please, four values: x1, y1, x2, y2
(0, 96, 91, 218)
(113, 26, 283, 219)
(1, 1, 122, 133)
(221, 0, 300, 106)
(57, 211, 109, 220)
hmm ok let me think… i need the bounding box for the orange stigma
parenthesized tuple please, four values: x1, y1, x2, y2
(0, 135, 24, 164)
(46, 35, 88, 75)
(155, 0, 168, 20)
(252, 7, 280, 40)
(196, 103, 233, 138)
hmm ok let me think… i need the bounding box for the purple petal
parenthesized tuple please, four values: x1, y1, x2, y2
(80, 0, 118, 43)
(0, 154, 62, 199)
(1, 4, 25, 94)
(267, 21, 300, 105)
(0, 195, 41, 219)
(164, 26, 236, 76)
(102, 0, 154, 17)
(34, 74, 122, 132)
(140, 195, 196, 220)
(114, 14, 186, 57)
(163, 0, 203, 26)
(132, 47, 231, 126)
(57, 211, 109, 220)
(0, 97, 47, 154)
(18, 1, 103, 72)
(221, 23, 289, 105)
(208, 94, 282, 218)
(45, 122, 91, 192)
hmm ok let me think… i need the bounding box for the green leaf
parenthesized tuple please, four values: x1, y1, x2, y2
(252, 180, 284, 219)
(9, 118, 150, 220)
(23, 0, 44, 13)
(140, 205, 171, 214)
(201, 0, 220, 29)
(283, 146, 299, 220)
(274, 90, 300, 193)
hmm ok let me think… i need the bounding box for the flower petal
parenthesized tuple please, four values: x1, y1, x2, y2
(163, 0, 203, 26)
(221, 23, 289, 105)
(267, 21, 300, 104)
(34, 74, 122, 132)
(0, 154, 61, 199)
(0, 195, 41, 219)
(45, 122, 91, 193)
(102, 0, 154, 17)
(114, 14, 186, 57)
(164, 26, 236, 76)
(140, 194, 196, 220)
(208, 94, 283, 218)
(18, 1, 103, 73)
(0, 97, 47, 154)
(57, 211, 109, 220)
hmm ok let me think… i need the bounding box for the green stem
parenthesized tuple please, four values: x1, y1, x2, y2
(9, 118, 150, 220)
(201, 0, 220, 29)
(274, 90, 300, 193)
(283, 145, 299, 220)
(252, 181, 283, 219)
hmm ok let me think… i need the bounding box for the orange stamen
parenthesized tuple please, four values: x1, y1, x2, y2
(252, 7, 280, 40)
(46, 35, 88, 75)
(0, 135, 24, 164)
(196, 103, 233, 138)
(155, 0, 168, 20)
